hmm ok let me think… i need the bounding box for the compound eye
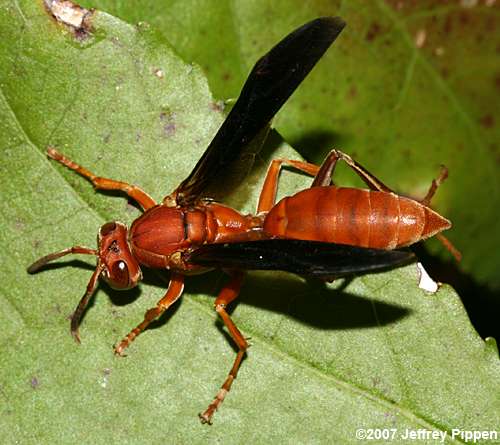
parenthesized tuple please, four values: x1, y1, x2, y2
(109, 260, 130, 289)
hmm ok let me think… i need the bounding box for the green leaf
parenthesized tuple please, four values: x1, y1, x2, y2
(0, 1, 499, 443)
(80, 0, 500, 290)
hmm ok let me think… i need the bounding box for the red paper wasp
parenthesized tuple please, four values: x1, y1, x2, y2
(28, 17, 459, 423)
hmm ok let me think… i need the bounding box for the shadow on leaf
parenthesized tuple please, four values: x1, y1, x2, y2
(186, 270, 410, 331)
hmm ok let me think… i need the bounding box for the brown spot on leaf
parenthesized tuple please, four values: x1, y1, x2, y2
(444, 16, 453, 34)
(222, 72, 231, 81)
(347, 85, 357, 99)
(365, 22, 382, 41)
(495, 74, 500, 89)
(486, 15, 496, 32)
(160, 111, 176, 137)
(402, 147, 412, 158)
(479, 114, 494, 128)
(44, 0, 94, 40)
(163, 122, 177, 136)
(209, 101, 224, 113)
(385, 0, 405, 10)
(459, 11, 471, 25)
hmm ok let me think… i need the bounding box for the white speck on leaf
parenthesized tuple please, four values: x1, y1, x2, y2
(415, 29, 426, 48)
(460, 0, 478, 7)
(417, 262, 439, 293)
(435, 47, 445, 56)
(46, 0, 89, 28)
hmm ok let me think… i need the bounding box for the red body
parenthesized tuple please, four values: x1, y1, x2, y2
(263, 187, 450, 249)
(129, 203, 263, 272)
(129, 186, 451, 272)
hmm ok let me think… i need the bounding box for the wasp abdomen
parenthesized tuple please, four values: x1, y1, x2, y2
(263, 186, 451, 249)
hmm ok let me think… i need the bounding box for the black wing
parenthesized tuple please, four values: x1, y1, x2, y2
(185, 240, 414, 278)
(175, 17, 346, 205)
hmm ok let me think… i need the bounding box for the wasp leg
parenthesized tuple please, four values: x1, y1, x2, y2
(316, 149, 453, 202)
(322, 150, 454, 206)
(199, 271, 246, 424)
(114, 273, 185, 356)
(416, 165, 462, 259)
(71, 262, 105, 343)
(257, 158, 322, 212)
(47, 147, 157, 211)
(420, 165, 448, 206)
(314, 149, 392, 191)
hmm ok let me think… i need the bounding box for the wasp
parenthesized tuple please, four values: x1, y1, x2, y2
(28, 17, 459, 423)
